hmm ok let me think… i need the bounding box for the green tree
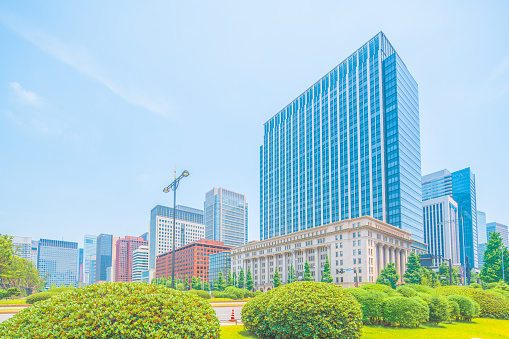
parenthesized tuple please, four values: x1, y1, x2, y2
(246, 268, 254, 291)
(304, 260, 312, 281)
(212, 277, 217, 291)
(403, 252, 422, 284)
(438, 261, 459, 286)
(191, 276, 199, 290)
(184, 275, 189, 291)
(287, 263, 296, 283)
(321, 255, 333, 283)
(421, 267, 440, 287)
(69, 283, 75, 288)
(0, 235, 15, 281)
(165, 277, 172, 289)
(376, 262, 399, 289)
(203, 280, 210, 292)
(217, 270, 226, 291)
(480, 232, 509, 283)
(238, 268, 245, 289)
(227, 269, 233, 287)
(233, 272, 237, 287)
(273, 267, 281, 287)
(49, 282, 57, 290)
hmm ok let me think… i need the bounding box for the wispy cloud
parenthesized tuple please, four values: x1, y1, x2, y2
(3, 110, 63, 136)
(0, 13, 171, 117)
(9, 82, 41, 106)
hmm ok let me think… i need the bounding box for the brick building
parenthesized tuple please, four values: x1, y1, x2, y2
(156, 239, 232, 281)
(115, 236, 148, 282)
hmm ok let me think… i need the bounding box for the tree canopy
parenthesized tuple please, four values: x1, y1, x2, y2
(376, 262, 399, 289)
(321, 255, 333, 283)
(480, 232, 509, 283)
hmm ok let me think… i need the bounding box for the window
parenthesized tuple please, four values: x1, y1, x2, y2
(358, 232, 361, 237)
(340, 251, 343, 257)
(358, 240, 361, 246)
(335, 252, 338, 257)
(353, 259, 357, 264)
(353, 233, 356, 238)
(340, 260, 343, 265)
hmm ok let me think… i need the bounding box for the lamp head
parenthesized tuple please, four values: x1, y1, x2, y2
(163, 187, 170, 193)
(182, 170, 189, 177)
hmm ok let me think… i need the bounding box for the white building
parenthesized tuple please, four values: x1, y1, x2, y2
(231, 216, 422, 290)
(423, 196, 461, 266)
(83, 235, 97, 285)
(11, 236, 38, 268)
(133, 245, 149, 282)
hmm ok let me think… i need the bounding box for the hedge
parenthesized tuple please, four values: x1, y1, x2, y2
(359, 283, 397, 295)
(446, 295, 477, 321)
(381, 296, 429, 327)
(242, 281, 363, 339)
(404, 284, 434, 294)
(428, 294, 450, 325)
(436, 285, 509, 319)
(396, 286, 417, 298)
(0, 282, 220, 338)
(25, 292, 58, 304)
(188, 289, 211, 299)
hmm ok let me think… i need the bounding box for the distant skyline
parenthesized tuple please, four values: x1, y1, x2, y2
(1, 1, 508, 247)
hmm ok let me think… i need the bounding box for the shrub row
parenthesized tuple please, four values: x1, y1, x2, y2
(25, 292, 59, 304)
(211, 286, 261, 300)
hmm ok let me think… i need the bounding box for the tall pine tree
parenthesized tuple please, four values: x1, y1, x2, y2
(304, 260, 312, 281)
(288, 263, 297, 283)
(273, 267, 281, 287)
(217, 270, 226, 291)
(403, 252, 423, 284)
(321, 255, 333, 283)
(204, 280, 210, 292)
(227, 269, 233, 287)
(246, 267, 254, 291)
(233, 272, 237, 287)
(480, 232, 509, 283)
(238, 268, 245, 289)
(376, 262, 399, 289)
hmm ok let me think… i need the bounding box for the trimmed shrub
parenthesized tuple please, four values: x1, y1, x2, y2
(448, 299, 460, 321)
(46, 286, 74, 293)
(345, 288, 386, 325)
(469, 283, 482, 289)
(447, 295, 477, 321)
(381, 296, 429, 327)
(0, 282, 220, 338)
(404, 284, 434, 294)
(359, 283, 397, 295)
(490, 289, 509, 300)
(428, 294, 450, 325)
(396, 285, 417, 298)
(188, 289, 211, 299)
(25, 292, 58, 304)
(436, 285, 509, 319)
(242, 281, 363, 339)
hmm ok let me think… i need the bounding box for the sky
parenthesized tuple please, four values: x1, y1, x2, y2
(1, 1, 508, 248)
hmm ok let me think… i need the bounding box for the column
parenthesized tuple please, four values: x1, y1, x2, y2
(377, 243, 383, 276)
(383, 246, 388, 268)
(394, 248, 400, 278)
(390, 247, 395, 264)
(400, 250, 407, 276)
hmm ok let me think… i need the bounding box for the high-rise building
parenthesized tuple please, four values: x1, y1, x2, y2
(204, 188, 248, 247)
(477, 211, 487, 244)
(37, 239, 78, 289)
(149, 205, 205, 269)
(90, 256, 96, 284)
(139, 232, 149, 242)
(95, 234, 113, 283)
(422, 196, 460, 266)
(133, 245, 149, 282)
(478, 243, 487, 268)
(30, 240, 38, 268)
(78, 248, 83, 285)
(208, 251, 231, 283)
(11, 236, 35, 266)
(83, 235, 97, 285)
(422, 167, 478, 268)
(259, 32, 423, 242)
(156, 239, 232, 282)
(115, 236, 148, 282)
(487, 222, 509, 248)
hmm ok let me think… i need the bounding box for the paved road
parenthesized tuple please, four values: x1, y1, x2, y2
(0, 314, 13, 323)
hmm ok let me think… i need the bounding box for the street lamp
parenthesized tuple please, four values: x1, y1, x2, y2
(502, 245, 505, 283)
(163, 169, 190, 289)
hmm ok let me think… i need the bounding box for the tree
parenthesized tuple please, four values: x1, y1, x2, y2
(376, 262, 399, 289)
(304, 260, 312, 281)
(238, 268, 245, 289)
(6, 287, 20, 298)
(227, 269, 233, 287)
(191, 276, 199, 290)
(165, 277, 172, 289)
(203, 280, 210, 292)
(0, 235, 15, 280)
(421, 267, 440, 287)
(69, 283, 75, 288)
(212, 277, 217, 291)
(217, 270, 226, 291)
(287, 263, 296, 283)
(233, 272, 237, 287)
(438, 261, 459, 286)
(273, 267, 281, 287)
(480, 232, 509, 283)
(246, 268, 254, 291)
(184, 275, 189, 291)
(403, 252, 423, 284)
(321, 255, 333, 283)
(49, 283, 57, 290)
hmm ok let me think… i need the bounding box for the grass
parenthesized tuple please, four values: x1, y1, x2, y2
(219, 319, 509, 338)
(0, 299, 26, 305)
(209, 298, 250, 302)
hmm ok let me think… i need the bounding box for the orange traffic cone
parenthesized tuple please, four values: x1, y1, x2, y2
(230, 309, 235, 322)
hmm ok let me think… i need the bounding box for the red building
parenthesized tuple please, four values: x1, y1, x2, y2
(115, 236, 148, 282)
(156, 239, 231, 281)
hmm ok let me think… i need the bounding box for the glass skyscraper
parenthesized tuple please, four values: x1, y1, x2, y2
(83, 234, 97, 285)
(95, 234, 113, 282)
(487, 222, 509, 248)
(260, 32, 423, 242)
(205, 188, 248, 247)
(37, 239, 78, 289)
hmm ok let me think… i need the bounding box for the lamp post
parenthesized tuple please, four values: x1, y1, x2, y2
(502, 245, 505, 283)
(163, 169, 189, 289)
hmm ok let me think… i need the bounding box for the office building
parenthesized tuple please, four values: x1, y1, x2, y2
(139, 232, 149, 242)
(90, 256, 96, 284)
(259, 32, 423, 243)
(37, 239, 78, 289)
(422, 196, 460, 266)
(208, 251, 231, 283)
(422, 167, 478, 268)
(11, 236, 35, 266)
(149, 205, 205, 270)
(478, 243, 487, 268)
(30, 240, 38, 268)
(78, 248, 83, 285)
(205, 187, 248, 247)
(83, 235, 97, 285)
(232, 216, 418, 290)
(487, 222, 509, 248)
(95, 234, 114, 283)
(115, 236, 148, 282)
(156, 239, 232, 281)
(477, 211, 487, 244)
(133, 245, 149, 282)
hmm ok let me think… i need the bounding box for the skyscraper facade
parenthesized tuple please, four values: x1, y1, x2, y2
(208, 251, 231, 283)
(422, 170, 453, 201)
(422, 196, 460, 265)
(149, 205, 205, 269)
(95, 234, 113, 283)
(259, 32, 423, 242)
(204, 188, 248, 247)
(477, 211, 487, 245)
(37, 239, 78, 289)
(83, 235, 97, 285)
(30, 240, 38, 268)
(133, 245, 149, 282)
(11, 236, 33, 265)
(78, 248, 83, 285)
(487, 222, 509, 248)
(115, 236, 148, 282)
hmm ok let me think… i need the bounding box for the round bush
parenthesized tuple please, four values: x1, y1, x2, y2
(25, 291, 58, 304)
(381, 296, 429, 327)
(242, 281, 363, 339)
(345, 288, 387, 325)
(487, 282, 498, 289)
(0, 282, 220, 338)
(447, 295, 476, 321)
(359, 283, 397, 295)
(469, 283, 482, 289)
(404, 284, 434, 294)
(396, 286, 417, 298)
(436, 285, 509, 319)
(428, 294, 450, 325)
(448, 299, 460, 320)
(47, 286, 74, 293)
(188, 289, 211, 299)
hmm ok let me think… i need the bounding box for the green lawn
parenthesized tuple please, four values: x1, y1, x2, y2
(221, 318, 509, 338)
(0, 299, 26, 305)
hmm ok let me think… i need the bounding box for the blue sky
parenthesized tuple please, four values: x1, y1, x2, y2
(1, 1, 508, 247)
